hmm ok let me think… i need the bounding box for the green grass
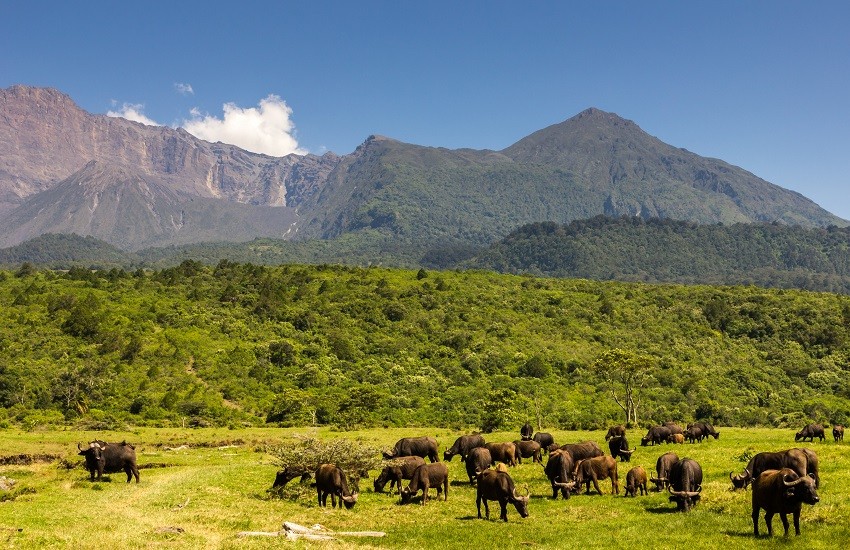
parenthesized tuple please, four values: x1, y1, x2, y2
(1, 427, 848, 548)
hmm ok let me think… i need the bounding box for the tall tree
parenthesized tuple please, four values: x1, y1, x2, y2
(593, 348, 653, 426)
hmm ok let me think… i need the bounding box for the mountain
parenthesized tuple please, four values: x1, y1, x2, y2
(0, 85, 846, 253)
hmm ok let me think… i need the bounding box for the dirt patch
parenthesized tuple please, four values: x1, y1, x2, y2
(0, 453, 62, 465)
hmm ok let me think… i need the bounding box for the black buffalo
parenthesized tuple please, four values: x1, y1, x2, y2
(667, 458, 702, 511)
(512, 440, 542, 464)
(476, 469, 530, 521)
(730, 448, 811, 490)
(752, 468, 819, 536)
(543, 449, 576, 499)
(795, 423, 825, 443)
(558, 441, 604, 463)
(400, 463, 449, 505)
(688, 421, 720, 440)
(315, 464, 358, 509)
(833, 424, 844, 442)
(608, 435, 635, 462)
(641, 425, 672, 446)
(465, 447, 493, 484)
(663, 422, 684, 435)
(684, 425, 704, 443)
(374, 456, 426, 494)
(650, 451, 679, 491)
(383, 436, 439, 463)
(443, 434, 485, 462)
(532, 432, 555, 452)
(520, 422, 533, 441)
(77, 440, 139, 483)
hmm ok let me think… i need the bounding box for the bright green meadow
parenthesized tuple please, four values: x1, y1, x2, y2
(0, 427, 848, 549)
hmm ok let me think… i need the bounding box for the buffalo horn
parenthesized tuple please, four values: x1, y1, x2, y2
(622, 448, 635, 454)
(77, 443, 82, 451)
(783, 474, 804, 487)
(667, 486, 684, 497)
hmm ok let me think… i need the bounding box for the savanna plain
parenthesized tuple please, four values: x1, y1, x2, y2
(1, 426, 847, 549)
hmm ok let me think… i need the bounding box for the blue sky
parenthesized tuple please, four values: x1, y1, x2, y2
(2, 1, 849, 219)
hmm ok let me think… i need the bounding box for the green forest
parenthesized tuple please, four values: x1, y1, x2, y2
(2, 260, 849, 432)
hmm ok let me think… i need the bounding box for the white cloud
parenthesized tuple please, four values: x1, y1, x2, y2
(106, 103, 160, 126)
(182, 95, 306, 156)
(175, 82, 194, 95)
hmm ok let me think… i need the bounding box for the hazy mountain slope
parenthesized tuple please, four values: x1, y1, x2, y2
(0, 161, 299, 250)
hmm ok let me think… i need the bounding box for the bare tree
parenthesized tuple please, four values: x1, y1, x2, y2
(593, 348, 653, 426)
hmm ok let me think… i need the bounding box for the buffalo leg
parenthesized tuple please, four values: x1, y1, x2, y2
(499, 499, 508, 522)
(444, 479, 449, 501)
(764, 512, 774, 536)
(780, 512, 790, 536)
(477, 495, 483, 519)
(792, 511, 801, 536)
(752, 509, 760, 536)
(592, 476, 602, 495)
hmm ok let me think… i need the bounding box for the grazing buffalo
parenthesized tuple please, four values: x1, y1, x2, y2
(512, 440, 542, 464)
(650, 452, 680, 491)
(485, 442, 518, 466)
(544, 449, 576, 499)
(730, 448, 811, 490)
(605, 425, 626, 441)
(752, 468, 819, 536)
(796, 448, 820, 488)
(77, 440, 139, 483)
(667, 433, 684, 444)
(532, 432, 555, 452)
(625, 466, 648, 497)
(558, 441, 605, 463)
(684, 425, 704, 443)
(400, 463, 449, 505)
(641, 425, 672, 446)
(374, 456, 426, 494)
(573, 455, 619, 495)
(520, 422, 533, 441)
(476, 469, 530, 521)
(795, 423, 825, 443)
(608, 435, 635, 462)
(667, 458, 702, 511)
(833, 425, 844, 442)
(315, 464, 358, 509)
(688, 421, 720, 440)
(465, 447, 493, 484)
(663, 422, 684, 435)
(383, 436, 439, 463)
(444, 434, 485, 462)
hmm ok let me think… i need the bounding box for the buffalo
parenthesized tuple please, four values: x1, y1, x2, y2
(833, 424, 844, 442)
(476, 469, 530, 521)
(650, 451, 679, 491)
(730, 448, 811, 490)
(512, 440, 542, 464)
(608, 435, 635, 462)
(443, 434, 485, 462)
(625, 466, 648, 497)
(485, 442, 518, 467)
(667, 458, 702, 511)
(400, 463, 449, 505)
(667, 433, 684, 444)
(663, 422, 684, 435)
(383, 436, 439, 463)
(573, 455, 619, 495)
(605, 425, 626, 441)
(684, 425, 704, 443)
(373, 456, 426, 494)
(543, 449, 576, 499)
(641, 425, 672, 446)
(796, 447, 820, 488)
(315, 464, 358, 509)
(795, 423, 825, 443)
(465, 447, 493, 485)
(520, 422, 533, 441)
(532, 432, 555, 452)
(557, 441, 604, 463)
(688, 421, 719, 440)
(77, 440, 139, 483)
(752, 468, 819, 536)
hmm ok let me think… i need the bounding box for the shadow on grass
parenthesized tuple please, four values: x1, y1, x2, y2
(450, 480, 474, 487)
(643, 504, 680, 514)
(721, 530, 758, 539)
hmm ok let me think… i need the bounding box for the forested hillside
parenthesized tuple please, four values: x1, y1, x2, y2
(467, 216, 850, 294)
(1, 262, 849, 431)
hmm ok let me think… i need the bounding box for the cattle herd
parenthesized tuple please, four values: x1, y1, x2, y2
(76, 420, 841, 537)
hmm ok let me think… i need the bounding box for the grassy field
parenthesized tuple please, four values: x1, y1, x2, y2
(0, 426, 847, 549)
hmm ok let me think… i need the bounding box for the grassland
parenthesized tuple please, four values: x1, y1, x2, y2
(1, 427, 848, 549)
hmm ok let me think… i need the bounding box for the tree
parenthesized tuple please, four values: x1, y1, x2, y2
(593, 348, 653, 426)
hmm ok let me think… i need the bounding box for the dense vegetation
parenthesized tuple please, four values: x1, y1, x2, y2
(2, 261, 849, 431)
(467, 216, 850, 294)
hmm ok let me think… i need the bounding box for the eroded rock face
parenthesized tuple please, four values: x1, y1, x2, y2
(0, 85, 339, 210)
